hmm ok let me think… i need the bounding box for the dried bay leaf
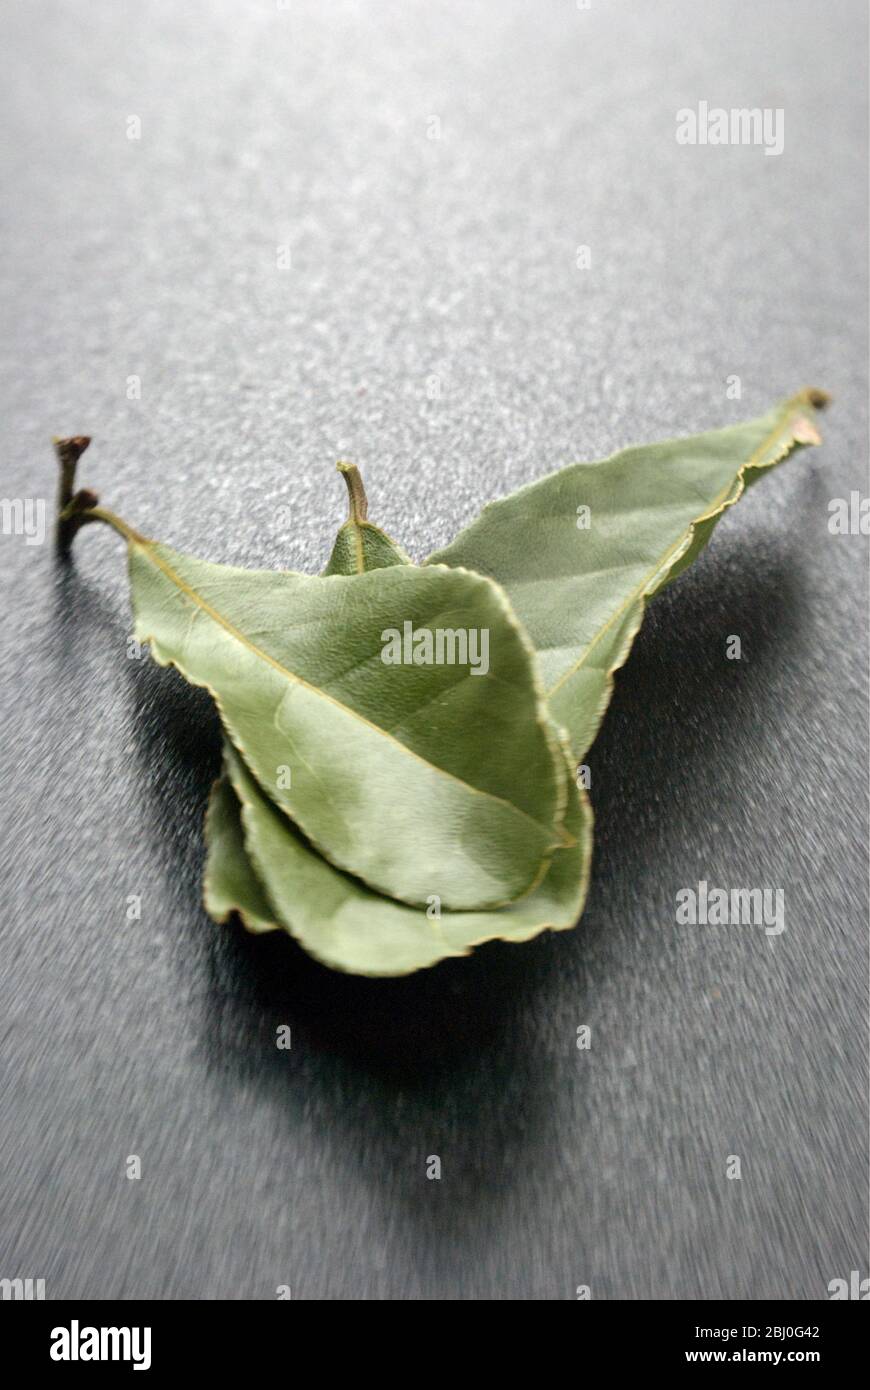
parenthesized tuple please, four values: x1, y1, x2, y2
(200, 466, 593, 972)
(428, 390, 828, 758)
(200, 464, 593, 972)
(205, 741, 591, 976)
(202, 770, 278, 935)
(129, 547, 570, 908)
(322, 462, 412, 575)
(60, 477, 568, 911)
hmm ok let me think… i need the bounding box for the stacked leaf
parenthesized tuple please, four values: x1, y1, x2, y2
(55, 389, 828, 974)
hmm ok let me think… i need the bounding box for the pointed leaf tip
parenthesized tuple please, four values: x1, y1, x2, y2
(427, 390, 833, 760)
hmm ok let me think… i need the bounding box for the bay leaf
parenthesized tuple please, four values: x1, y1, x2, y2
(99, 522, 569, 910)
(322, 462, 411, 574)
(202, 771, 278, 934)
(208, 740, 591, 976)
(202, 462, 592, 973)
(427, 389, 828, 758)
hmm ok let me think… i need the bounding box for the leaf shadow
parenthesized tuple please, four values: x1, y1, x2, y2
(585, 533, 805, 905)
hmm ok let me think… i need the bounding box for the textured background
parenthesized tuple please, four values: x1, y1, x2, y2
(0, 0, 867, 1300)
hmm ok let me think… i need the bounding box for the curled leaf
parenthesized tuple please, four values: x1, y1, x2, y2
(203, 772, 277, 935)
(207, 740, 591, 976)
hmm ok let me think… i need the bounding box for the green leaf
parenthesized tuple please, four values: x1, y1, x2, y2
(202, 772, 278, 934)
(322, 462, 412, 575)
(212, 739, 591, 976)
(119, 533, 568, 910)
(427, 390, 828, 757)
(202, 463, 591, 974)
(322, 521, 411, 575)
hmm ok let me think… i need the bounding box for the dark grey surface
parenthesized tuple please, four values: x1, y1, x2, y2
(1, 0, 867, 1300)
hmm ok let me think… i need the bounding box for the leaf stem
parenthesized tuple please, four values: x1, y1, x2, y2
(65, 504, 148, 546)
(54, 436, 92, 548)
(54, 436, 148, 549)
(336, 461, 368, 523)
